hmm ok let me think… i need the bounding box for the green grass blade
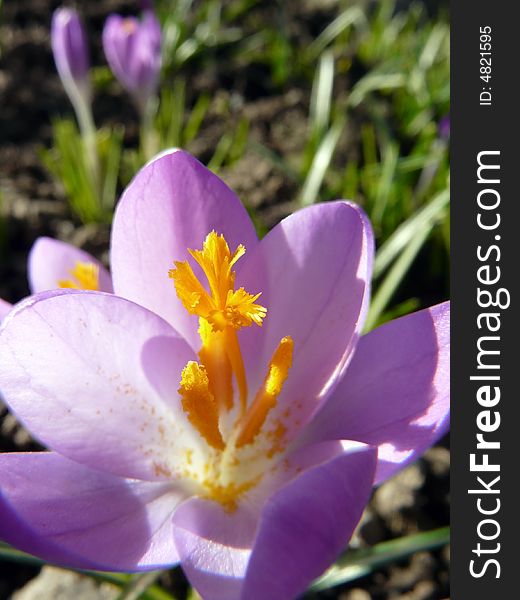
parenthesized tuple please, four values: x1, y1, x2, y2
(309, 527, 450, 592)
(348, 73, 406, 108)
(374, 189, 449, 278)
(309, 50, 335, 138)
(100, 125, 124, 215)
(228, 117, 250, 164)
(365, 220, 432, 330)
(115, 571, 171, 600)
(0, 542, 45, 567)
(168, 79, 186, 148)
(307, 6, 367, 59)
(183, 93, 211, 145)
(41, 119, 103, 223)
(156, 80, 186, 148)
(300, 117, 345, 206)
(207, 133, 233, 172)
(419, 23, 449, 71)
(371, 141, 399, 229)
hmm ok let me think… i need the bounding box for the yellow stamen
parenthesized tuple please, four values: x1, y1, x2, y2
(223, 326, 248, 415)
(198, 318, 233, 412)
(178, 361, 225, 450)
(58, 261, 100, 291)
(169, 231, 266, 332)
(202, 477, 260, 513)
(236, 336, 294, 448)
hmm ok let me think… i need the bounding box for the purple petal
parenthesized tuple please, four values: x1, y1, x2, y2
(103, 15, 138, 93)
(241, 443, 376, 600)
(0, 298, 12, 321)
(249, 440, 345, 507)
(102, 12, 161, 106)
(131, 13, 162, 92)
(237, 201, 373, 441)
(111, 150, 258, 349)
(0, 452, 182, 570)
(304, 302, 450, 484)
(170, 442, 342, 599)
(0, 290, 197, 481)
(172, 498, 257, 600)
(51, 8, 90, 84)
(172, 442, 376, 600)
(28, 236, 113, 293)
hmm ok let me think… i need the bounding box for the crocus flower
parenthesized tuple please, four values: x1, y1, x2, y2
(0, 237, 112, 322)
(0, 150, 449, 600)
(102, 10, 162, 113)
(51, 8, 91, 106)
(51, 7, 100, 182)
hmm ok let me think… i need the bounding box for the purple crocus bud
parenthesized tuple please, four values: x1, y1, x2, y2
(102, 11, 162, 112)
(439, 114, 451, 140)
(0, 150, 450, 599)
(51, 7, 91, 101)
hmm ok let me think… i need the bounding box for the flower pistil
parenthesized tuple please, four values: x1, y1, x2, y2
(170, 231, 294, 508)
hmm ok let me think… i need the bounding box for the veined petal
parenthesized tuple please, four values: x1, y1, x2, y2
(0, 298, 12, 321)
(172, 497, 257, 600)
(241, 443, 376, 600)
(0, 452, 182, 570)
(111, 150, 258, 349)
(304, 302, 450, 484)
(102, 15, 137, 93)
(28, 237, 113, 293)
(172, 443, 376, 600)
(237, 201, 373, 444)
(0, 290, 200, 482)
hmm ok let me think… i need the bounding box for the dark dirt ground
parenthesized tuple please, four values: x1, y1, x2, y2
(0, 1, 449, 598)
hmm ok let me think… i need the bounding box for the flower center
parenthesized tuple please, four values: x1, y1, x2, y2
(58, 261, 100, 290)
(169, 231, 294, 509)
(122, 18, 138, 35)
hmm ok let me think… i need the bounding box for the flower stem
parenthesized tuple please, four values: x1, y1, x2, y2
(139, 95, 159, 161)
(68, 84, 100, 190)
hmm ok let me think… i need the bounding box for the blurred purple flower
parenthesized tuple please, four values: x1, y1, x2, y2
(0, 299, 11, 322)
(439, 114, 450, 140)
(51, 7, 91, 102)
(0, 237, 112, 322)
(102, 10, 162, 112)
(0, 150, 450, 599)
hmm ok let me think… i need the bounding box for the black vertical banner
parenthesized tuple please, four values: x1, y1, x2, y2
(452, 1, 520, 598)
